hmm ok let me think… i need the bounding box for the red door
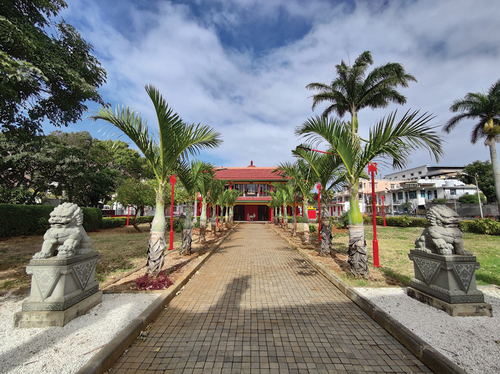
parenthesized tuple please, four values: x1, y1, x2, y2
(244, 205, 258, 221)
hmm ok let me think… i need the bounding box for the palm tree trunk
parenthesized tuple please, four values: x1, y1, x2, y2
(319, 198, 332, 256)
(302, 198, 310, 244)
(181, 197, 193, 255)
(486, 137, 500, 215)
(148, 182, 166, 276)
(282, 204, 287, 229)
(291, 205, 297, 237)
(211, 207, 218, 237)
(199, 196, 207, 243)
(347, 181, 369, 277)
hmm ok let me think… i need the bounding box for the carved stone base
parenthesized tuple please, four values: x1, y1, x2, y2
(14, 251, 101, 327)
(407, 287, 492, 317)
(408, 249, 484, 304)
(14, 291, 102, 327)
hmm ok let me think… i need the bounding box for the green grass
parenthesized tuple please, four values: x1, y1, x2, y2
(330, 226, 500, 286)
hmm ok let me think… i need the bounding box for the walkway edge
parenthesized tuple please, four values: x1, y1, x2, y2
(270, 224, 466, 374)
(76, 225, 238, 374)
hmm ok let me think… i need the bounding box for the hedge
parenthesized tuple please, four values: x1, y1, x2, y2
(363, 215, 500, 235)
(101, 215, 154, 229)
(0, 204, 102, 238)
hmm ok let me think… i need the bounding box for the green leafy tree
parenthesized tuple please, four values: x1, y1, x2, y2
(0, 0, 106, 137)
(114, 178, 156, 232)
(444, 80, 500, 212)
(296, 110, 443, 276)
(459, 160, 495, 203)
(220, 188, 241, 226)
(306, 51, 416, 132)
(91, 85, 222, 276)
(196, 166, 215, 243)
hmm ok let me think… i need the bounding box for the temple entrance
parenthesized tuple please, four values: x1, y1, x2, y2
(234, 205, 270, 221)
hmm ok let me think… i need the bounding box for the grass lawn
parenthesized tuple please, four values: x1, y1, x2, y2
(295, 223, 500, 287)
(0, 224, 182, 293)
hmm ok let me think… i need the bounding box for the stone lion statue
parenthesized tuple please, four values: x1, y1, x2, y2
(33, 203, 94, 259)
(415, 204, 471, 256)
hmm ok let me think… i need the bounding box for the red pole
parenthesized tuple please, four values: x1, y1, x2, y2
(382, 195, 386, 227)
(126, 205, 130, 226)
(169, 175, 176, 250)
(295, 199, 297, 231)
(317, 183, 321, 243)
(270, 185, 273, 222)
(217, 204, 219, 228)
(368, 163, 380, 267)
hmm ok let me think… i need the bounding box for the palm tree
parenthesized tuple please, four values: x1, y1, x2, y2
(306, 50, 416, 133)
(275, 159, 318, 243)
(296, 110, 443, 276)
(444, 79, 500, 212)
(91, 85, 222, 276)
(196, 166, 214, 243)
(223, 188, 241, 225)
(270, 188, 284, 226)
(273, 182, 296, 232)
(292, 148, 344, 255)
(177, 160, 213, 254)
(208, 179, 227, 236)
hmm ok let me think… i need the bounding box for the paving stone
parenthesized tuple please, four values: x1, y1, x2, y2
(108, 224, 430, 373)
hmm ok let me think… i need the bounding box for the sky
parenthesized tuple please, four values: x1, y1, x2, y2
(52, 0, 500, 177)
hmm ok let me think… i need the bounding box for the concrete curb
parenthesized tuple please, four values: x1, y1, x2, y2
(76, 224, 238, 374)
(269, 223, 467, 374)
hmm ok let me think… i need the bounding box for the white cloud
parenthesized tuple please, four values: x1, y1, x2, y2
(58, 0, 500, 174)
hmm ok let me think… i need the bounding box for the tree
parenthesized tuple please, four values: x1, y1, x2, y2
(114, 178, 156, 232)
(221, 188, 241, 226)
(177, 160, 213, 254)
(196, 166, 215, 243)
(296, 110, 443, 276)
(91, 85, 222, 276)
(292, 148, 344, 255)
(459, 160, 495, 203)
(0, 130, 121, 205)
(208, 179, 227, 236)
(306, 51, 416, 132)
(444, 79, 500, 212)
(1, 0, 106, 137)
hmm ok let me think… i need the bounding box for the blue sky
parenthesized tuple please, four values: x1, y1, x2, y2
(52, 0, 500, 177)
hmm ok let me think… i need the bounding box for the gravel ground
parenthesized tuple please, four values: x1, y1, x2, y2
(355, 286, 500, 374)
(0, 287, 498, 373)
(0, 293, 159, 374)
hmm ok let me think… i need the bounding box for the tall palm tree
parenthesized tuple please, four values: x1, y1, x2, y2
(270, 188, 284, 225)
(444, 79, 500, 212)
(296, 110, 443, 276)
(177, 160, 213, 254)
(223, 188, 241, 225)
(292, 148, 344, 255)
(91, 85, 222, 276)
(275, 159, 318, 243)
(306, 51, 416, 133)
(273, 182, 296, 232)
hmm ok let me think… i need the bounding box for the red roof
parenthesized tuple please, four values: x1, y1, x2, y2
(215, 166, 284, 182)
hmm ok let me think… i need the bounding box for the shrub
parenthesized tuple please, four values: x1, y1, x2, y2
(467, 218, 500, 235)
(0, 204, 101, 237)
(365, 215, 426, 228)
(82, 208, 102, 232)
(309, 225, 317, 233)
(101, 217, 127, 228)
(135, 271, 173, 290)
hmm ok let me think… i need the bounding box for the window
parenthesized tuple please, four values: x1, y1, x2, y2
(450, 189, 456, 195)
(233, 184, 244, 192)
(259, 184, 271, 196)
(420, 190, 425, 198)
(397, 192, 403, 200)
(427, 191, 432, 200)
(246, 183, 257, 195)
(409, 190, 417, 199)
(402, 174, 406, 178)
(390, 184, 395, 189)
(411, 173, 414, 176)
(434, 190, 438, 199)
(418, 171, 422, 175)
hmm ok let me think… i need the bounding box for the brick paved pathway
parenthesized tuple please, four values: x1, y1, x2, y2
(109, 223, 431, 374)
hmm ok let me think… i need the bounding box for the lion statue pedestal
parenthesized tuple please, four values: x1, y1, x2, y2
(408, 205, 492, 317)
(14, 203, 102, 328)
